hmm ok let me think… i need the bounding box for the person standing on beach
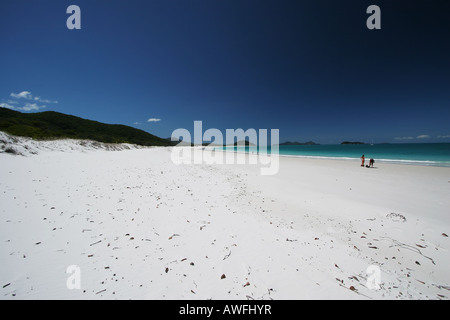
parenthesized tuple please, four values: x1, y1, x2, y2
(360, 154, 365, 167)
(369, 158, 374, 167)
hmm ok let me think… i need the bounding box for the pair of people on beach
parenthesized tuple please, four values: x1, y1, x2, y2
(361, 154, 374, 167)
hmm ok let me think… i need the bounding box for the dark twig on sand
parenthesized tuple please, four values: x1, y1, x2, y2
(380, 237, 436, 265)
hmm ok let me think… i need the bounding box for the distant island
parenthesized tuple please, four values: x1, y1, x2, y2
(279, 141, 319, 146)
(0, 107, 174, 146)
(340, 141, 365, 145)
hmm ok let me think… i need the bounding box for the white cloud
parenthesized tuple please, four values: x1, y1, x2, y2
(1, 100, 47, 112)
(10, 91, 58, 104)
(394, 136, 414, 140)
(34, 96, 58, 104)
(395, 135, 432, 140)
(0, 102, 16, 110)
(11, 91, 33, 99)
(147, 118, 161, 122)
(18, 103, 47, 112)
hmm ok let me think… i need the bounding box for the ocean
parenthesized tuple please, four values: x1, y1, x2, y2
(221, 143, 450, 167)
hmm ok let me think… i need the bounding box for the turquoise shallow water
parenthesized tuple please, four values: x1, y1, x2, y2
(222, 143, 450, 167)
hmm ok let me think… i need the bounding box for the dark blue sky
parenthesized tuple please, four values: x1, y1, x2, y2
(1, 0, 449, 144)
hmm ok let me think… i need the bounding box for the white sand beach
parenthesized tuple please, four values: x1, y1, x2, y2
(0, 134, 449, 300)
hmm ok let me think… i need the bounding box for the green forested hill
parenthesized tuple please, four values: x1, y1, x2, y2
(0, 107, 173, 146)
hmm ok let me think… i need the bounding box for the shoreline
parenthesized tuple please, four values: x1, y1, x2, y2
(213, 147, 450, 168)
